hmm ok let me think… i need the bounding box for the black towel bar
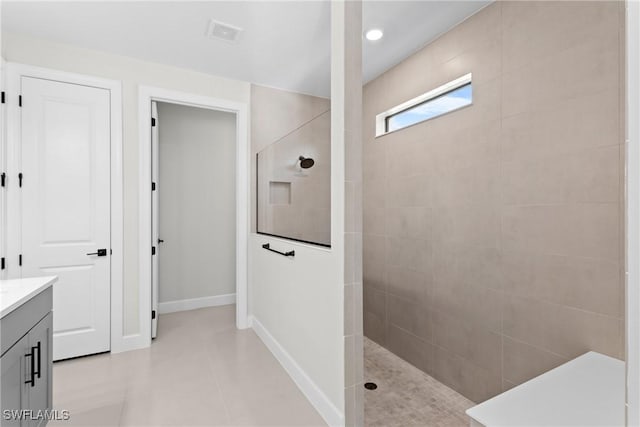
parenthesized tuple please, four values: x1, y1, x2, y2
(262, 243, 295, 257)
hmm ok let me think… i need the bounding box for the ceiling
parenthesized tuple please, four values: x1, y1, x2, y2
(2, 1, 490, 98)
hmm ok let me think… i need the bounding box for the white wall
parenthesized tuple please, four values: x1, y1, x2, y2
(249, 72, 343, 426)
(250, 237, 343, 420)
(157, 102, 236, 304)
(1, 32, 250, 336)
(247, 2, 361, 423)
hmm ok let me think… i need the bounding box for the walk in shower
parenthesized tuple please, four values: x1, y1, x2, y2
(361, 1, 625, 425)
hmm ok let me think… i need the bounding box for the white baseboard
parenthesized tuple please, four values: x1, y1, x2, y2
(250, 316, 344, 427)
(158, 293, 236, 314)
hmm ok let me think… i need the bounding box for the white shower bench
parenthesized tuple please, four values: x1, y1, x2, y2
(466, 351, 624, 427)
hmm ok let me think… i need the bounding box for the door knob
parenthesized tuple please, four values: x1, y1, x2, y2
(158, 239, 164, 244)
(86, 249, 107, 256)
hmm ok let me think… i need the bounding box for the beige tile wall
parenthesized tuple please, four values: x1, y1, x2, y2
(250, 84, 330, 234)
(362, 1, 625, 403)
(256, 111, 332, 245)
(343, 1, 364, 425)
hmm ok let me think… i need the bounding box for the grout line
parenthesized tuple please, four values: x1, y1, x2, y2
(499, 84, 622, 121)
(502, 201, 623, 207)
(268, 108, 330, 146)
(117, 396, 126, 427)
(500, 333, 571, 362)
(505, 291, 625, 321)
(498, 0, 506, 392)
(203, 348, 233, 424)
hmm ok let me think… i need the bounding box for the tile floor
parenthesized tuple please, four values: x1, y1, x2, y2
(364, 337, 474, 427)
(50, 306, 473, 427)
(50, 305, 326, 426)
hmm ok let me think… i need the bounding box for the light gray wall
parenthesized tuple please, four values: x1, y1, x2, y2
(157, 102, 236, 303)
(2, 32, 250, 335)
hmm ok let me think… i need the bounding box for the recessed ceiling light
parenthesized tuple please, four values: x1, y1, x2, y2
(365, 29, 384, 41)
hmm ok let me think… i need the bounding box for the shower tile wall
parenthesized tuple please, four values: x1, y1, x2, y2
(362, 1, 624, 403)
(256, 111, 331, 244)
(250, 84, 330, 237)
(343, 2, 365, 425)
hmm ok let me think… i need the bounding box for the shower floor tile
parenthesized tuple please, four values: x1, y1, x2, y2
(364, 337, 474, 427)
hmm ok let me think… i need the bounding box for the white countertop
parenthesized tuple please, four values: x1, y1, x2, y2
(466, 351, 625, 427)
(0, 276, 58, 318)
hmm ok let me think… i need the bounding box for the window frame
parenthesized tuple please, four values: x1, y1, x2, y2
(375, 73, 473, 137)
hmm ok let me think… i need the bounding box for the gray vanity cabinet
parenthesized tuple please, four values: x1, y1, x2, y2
(0, 288, 53, 427)
(26, 313, 53, 427)
(0, 335, 30, 426)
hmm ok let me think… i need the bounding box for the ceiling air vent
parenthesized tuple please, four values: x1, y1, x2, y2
(206, 19, 243, 43)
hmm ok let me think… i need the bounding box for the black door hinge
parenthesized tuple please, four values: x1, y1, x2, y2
(152, 182, 156, 191)
(18, 95, 22, 107)
(1, 173, 5, 187)
(152, 310, 156, 320)
(18, 254, 22, 266)
(152, 246, 156, 256)
(18, 173, 23, 187)
(1, 257, 5, 270)
(1, 92, 5, 104)
(151, 117, 156, 127)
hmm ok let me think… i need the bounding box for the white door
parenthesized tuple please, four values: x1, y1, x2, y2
(21, 76, 111, 361)
(151, 101, 159, 338)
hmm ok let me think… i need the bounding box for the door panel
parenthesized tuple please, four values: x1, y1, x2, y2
(46, 265, 94, 333)
(21, 77, 111, 361)
(40, 100, 93, 243)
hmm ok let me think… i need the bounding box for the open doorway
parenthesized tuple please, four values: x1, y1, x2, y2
(139, 87, 250, 344)
(150, 101, 237, 338)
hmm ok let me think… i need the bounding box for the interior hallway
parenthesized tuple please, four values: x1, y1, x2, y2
(50, 306, 326, 426)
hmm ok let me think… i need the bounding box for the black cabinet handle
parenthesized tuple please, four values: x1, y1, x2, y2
(158, 239, 164, 244)
(34, 341, 41, 379)
(25, 350, 35, 387)
(262, 243, 295, 257)
(86, 249, 107, 256)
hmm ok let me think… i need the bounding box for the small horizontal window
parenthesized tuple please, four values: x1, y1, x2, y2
(375, 73, 472, 136)
(386, 83, 472, 133)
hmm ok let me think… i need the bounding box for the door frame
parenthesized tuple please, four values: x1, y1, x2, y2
(138, 86, 250, 343)
(1, 58, 7, 281)
(5, 62, 125, 352)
